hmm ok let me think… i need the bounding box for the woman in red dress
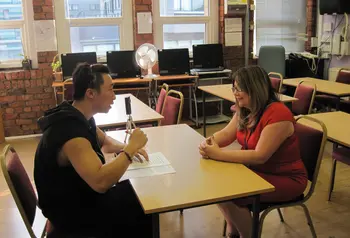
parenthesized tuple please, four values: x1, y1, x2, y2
(199, 66, 307, 238)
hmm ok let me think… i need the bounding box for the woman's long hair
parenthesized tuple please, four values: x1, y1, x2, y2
(233, 66, 280, 130)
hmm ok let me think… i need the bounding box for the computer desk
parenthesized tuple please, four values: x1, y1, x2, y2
(52, 73, 198, 110)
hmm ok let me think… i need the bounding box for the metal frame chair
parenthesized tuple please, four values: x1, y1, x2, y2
(62, 78, 73, 102)
(156, 83, 169, 114)
(268, 72, 283, 93)
(222, 115, 327, 238)
(1, 144, 47, 238)
(160, 89, 184, 126)
(292, 80, 317, 115)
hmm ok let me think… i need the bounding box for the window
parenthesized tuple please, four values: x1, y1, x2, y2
(54, 0, 132, 61)
(69, 4, 78, 11)
(0, 0, 36, 68)
(154, 0, 218, 53)
(254, 0, 307, 55)
(89, 4, 100, 11)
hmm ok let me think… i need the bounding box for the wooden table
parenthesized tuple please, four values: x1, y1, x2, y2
(94, 94, 163, 129)
(297, 111, 350, 148)
(283, 77, 350, 110)
(198, 84, 298, 137)
(107, 124, 274, 238)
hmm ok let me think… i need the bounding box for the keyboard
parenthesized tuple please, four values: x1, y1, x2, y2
(192, 68, 225, 72)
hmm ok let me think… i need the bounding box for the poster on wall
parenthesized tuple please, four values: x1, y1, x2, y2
(34, 20, 57, 52)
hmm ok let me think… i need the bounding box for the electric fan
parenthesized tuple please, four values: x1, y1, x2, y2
(135, 43, 158, 78)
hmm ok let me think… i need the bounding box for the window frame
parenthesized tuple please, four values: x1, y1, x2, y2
(0, 0, 37, 69)
(153, 0, 218, 54)
(54, 0, 133, 62)
(253, 0, 307, 56)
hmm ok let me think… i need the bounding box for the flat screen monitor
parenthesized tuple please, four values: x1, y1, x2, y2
(61, 52, 97, 79)
(107, 50, 141, 78)
(158, 48, 190, 76)
(192, 44, 224, 69)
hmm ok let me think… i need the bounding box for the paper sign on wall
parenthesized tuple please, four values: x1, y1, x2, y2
(225, 18, 242, 33)
(137, 12, 152, 34)
(34, 20, 57, 52)
(225, 32, 242, 46)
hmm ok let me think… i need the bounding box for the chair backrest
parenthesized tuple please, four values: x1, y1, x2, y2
(63, 78, 73, 101)
(0, 145, 37, 237)
(336, 68, 350, 84)
(258, 46, 286, 78)
(160, 90, 184, 126)
(292, 80, 316, 115)
(268, 72, 283, 93)
(155, 83, 169, 114)
(295, 116, 327, 201)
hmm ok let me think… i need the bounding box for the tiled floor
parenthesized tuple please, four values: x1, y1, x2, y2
(0, 123, 350, 238)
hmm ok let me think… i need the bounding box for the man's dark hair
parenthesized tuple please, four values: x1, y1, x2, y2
(72, 62, 110, 100)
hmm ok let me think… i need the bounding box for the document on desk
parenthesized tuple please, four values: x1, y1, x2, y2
(121, 152, 175, 180)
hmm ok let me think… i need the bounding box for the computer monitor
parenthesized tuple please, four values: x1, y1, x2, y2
(158, 48, 190, 76)
(192, 44, 224, 69)
(61, 52, 97, 79)
(106, 50, 141, 78)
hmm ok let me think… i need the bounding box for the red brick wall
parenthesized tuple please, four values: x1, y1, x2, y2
(305, 0, 317, 52)
(33, 0, 54, 20)
(133, 0, 154, 49)
(133, 0, 159, 73)
(0, 52, 57, 137)
(0, 0, 56, 137)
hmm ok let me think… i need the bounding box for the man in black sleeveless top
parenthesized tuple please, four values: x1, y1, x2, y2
(34, 63, 152, 237)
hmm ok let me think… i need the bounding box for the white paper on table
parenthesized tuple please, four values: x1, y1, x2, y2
(127, 152, 170, 170)
(225, 32, 242, 46)
(119, 152, 175, 180)
(225, 18, 242, 33)
(137, 12, 152, 34)
(121, 165, 176, 180)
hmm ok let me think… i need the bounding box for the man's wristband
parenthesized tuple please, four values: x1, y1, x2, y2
(119, 149, 132, 163)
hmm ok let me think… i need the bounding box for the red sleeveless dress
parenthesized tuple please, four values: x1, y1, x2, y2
(236, 102, 307, 203)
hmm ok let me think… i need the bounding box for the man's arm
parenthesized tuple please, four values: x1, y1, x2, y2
(62, 137, 137, 193)
(97, 127, 149, 162)
(97, 127, 125, 154)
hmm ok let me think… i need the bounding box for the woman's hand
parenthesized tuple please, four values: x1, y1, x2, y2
(199, 136, 221, 160)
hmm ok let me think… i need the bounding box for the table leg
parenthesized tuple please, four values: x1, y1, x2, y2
(251, 195, 260, 238)
(336, 97, 340, 111)
(53, 86, 59, 106)
(149, 80, 157, 109)
(189, 84, 192, 124)
(202, 91, 206, 137)
(152, 213, 160, 238)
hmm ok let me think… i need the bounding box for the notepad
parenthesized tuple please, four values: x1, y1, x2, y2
(127, 152, 170, 170)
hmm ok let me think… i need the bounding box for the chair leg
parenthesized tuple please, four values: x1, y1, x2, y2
(222, 220, 227, 237)
(180, 209, 183, 215)
(258, 208, 272, 238)
(277, 208, 285, 222)
(328, 159, 337, 201)
(300, 204, 317, 238)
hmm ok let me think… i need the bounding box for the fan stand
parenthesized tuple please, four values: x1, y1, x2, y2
(143, 63, 158, 79)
